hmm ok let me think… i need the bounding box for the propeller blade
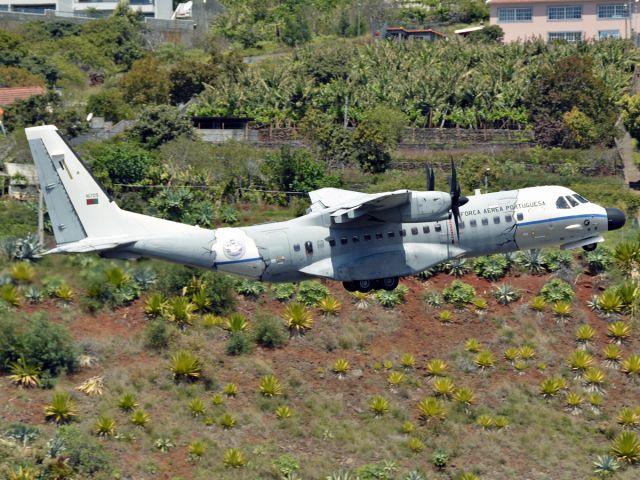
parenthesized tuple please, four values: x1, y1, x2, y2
(426, 163, 435, 191)
(449, 159, 463, 242)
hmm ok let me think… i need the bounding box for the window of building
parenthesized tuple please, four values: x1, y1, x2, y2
(599, 29, 621, 39)
(0, 4, 8, 10)
(470, 219, 477, 227)
(481, 218, 489, 226)
(352, 236, 359, 243)
(493, 216, 501, 224)
(388, 231, 395, 238)
(423, 226, 430, 234)
(411, 227, 419, 235)
(548, 5, 582, 20)
(597, 4, 627, 19)
(556, 196, 570, 209)
(434, 224, 442, 232)
(498, 6, 533, 22)
(13, 4, 54, 13)
(328, 238, 336, 247)
(548, 31, 583, 43)
(516, 213, 524, 221)
(400, 229, 406, 237)
(340, 237, 348, 245)
(376, 233, 383, 240)
(293, 243, 301, 252)
(505, 215, 513, 223)
(364, 234, 372, 241)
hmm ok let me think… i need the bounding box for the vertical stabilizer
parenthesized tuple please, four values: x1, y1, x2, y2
(26, 125, 131, 246)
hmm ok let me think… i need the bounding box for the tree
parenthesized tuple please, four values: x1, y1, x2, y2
(352, 106, 407, 173)
(127, 105, 195, 149)
(299, 109, 354, 167)
(0, 66, 45, 87)
(86, 89, 132, 122)
(88, 141, 159, 188)
(468, 25, 504, 43)
(562, 107, 598, 148)
(263, 147, 341, 193)
(168, 59, 218, 105)
(281, 12, 311, 47)
(120, 56, 171, 105)
(621, 93, 640, 142)
(526, 55, 616, 148)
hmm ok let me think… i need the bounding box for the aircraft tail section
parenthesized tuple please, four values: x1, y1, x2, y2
(26, 125, 141, 250)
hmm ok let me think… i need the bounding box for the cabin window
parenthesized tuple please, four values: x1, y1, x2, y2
(566, 195, 579, 207)
(573, 194, 588, 204)
(434, 224, 442, 232)
(481, 218, 489, 226)
(328, 238, 335, 247)
(505, 215, 512, 223)
(364, 234, 372, 241)
(423, 226, 430, 234)
(388, 231, 395, 238)
(493, 216, 500, 224)
(352, 236, 359, 243)
(340, 237, 348, 245)
(411, 227, 418, 235)
(400, 229, 406, 237)
(293, 244, 301, 252)
(516, 213, 524, 221)
(376, 233, 383, 240)
(459, 221, 465, 229)
(556, 196, 570, 209)
(305, 241, 313, 254)
(317, 240, 324, 249)
(470, 219, 477, 227)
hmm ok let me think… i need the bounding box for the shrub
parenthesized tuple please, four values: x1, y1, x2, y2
(423, 291, 442, 307)
(253, 313, 288, 348)
(154, 437, 175, 452)
(474, 255, 508, 280)
(271, 283, 297, 302)
(586, 247, 613, 274)
(51, 425, 111, 476)
(375, 289, 405, 308)
(169, 350, 202, 381)
(44, 391, 77, 424)
(0, 313, 78, 376)
(298, 281, 329, 306)
(259, 375, 283, 397)
(431, 449, 449, 469)
(493, 284, 520, 305)
(226, 332, 253, 356)
(144, 319, 171, 351)
(543, 250, 574, 272)
(442, 280, 476, 307)
(540, 278, 575, 303)
(234, 279, 265, 298)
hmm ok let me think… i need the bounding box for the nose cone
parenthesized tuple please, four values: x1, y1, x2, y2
(606, 208, 626, 231)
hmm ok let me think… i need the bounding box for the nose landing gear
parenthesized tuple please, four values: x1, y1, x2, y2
(342, 277, 399, 293)
(582, 243, 597, 252)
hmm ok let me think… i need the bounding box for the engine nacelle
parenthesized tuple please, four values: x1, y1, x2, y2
(373, 191, 451, 223)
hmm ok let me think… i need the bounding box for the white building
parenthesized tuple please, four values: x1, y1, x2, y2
(0, 0, 173, 19)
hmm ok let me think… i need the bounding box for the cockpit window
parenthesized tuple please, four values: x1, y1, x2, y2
(556, 196, 570, 209)
(566, 195, 579, 207)
(573, 194, 588, 204)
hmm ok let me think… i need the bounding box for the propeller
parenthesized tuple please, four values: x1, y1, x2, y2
(448, 159, 469, 242)
(425, 163, 435, 191)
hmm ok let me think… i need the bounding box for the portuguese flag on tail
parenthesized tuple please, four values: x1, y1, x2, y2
(86, 196, 99, 205)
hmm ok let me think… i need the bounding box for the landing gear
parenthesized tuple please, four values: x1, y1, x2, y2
(582, 243, 597, 252)
(342, 277, 399, 293)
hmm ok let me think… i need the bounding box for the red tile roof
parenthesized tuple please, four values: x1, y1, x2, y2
(385, 27, 445, 37)
(488, 0, 587, 3)
(0, 86, 46, 107)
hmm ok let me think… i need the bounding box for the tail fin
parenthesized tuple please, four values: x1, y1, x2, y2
(26, 125, 134, 250)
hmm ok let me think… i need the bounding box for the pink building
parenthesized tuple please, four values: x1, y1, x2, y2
(487, 0, 638, 42)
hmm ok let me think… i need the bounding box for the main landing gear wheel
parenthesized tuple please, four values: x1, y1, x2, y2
(342, 281, 358, 292)
(357, 279, 374, 292)
(381, 277, 399, 291)
(582, 243, 597, 252)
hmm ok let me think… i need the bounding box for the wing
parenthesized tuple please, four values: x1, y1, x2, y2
(309, 188, 411, 223)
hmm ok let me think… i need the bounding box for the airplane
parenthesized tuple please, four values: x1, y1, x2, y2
(26, 125, 626, 293)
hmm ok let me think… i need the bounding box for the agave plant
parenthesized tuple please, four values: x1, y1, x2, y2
(401, 353, 416, 369)
(283, 303, 313, 334)
(190, 290, 212, 312)
(416, 397, 447, 423)
(575, 324, 595, 347)
(144, 292, 168, 317)
(223, 383, 238, 397)
(607, 321, 631, 344)
(23, 286, 42, 304)
(475, 350, 496, 370)
(423, 291, 442, 307)
(218, 412, 236, 429)
(567, 350, 594, 374)
(597, 290, 623, 316)
(154, 437, 175, 452)
(95, 416, 116, 437)
(387, 371, 405, 387)
(170, 350, 202, 381)
(529, 295, 547, 312)
(621, 354, 640, 378)
(444, 258, 470, 277)
(5, 466, 38, 480)
(130, 410, 150, 428)
(539, 376, 567, 398)
(583, 368, 606, 393)
(166, 297, 197, 328)
(44, 392, 77, 424)
(518, 345, 536, 361)
(425, 359, 448, 377)
(224, 313, 248, 333)
(432, 377, 456, 398)
(275, 405, 292, 419)
(494, 416, 509, 429)
(259, 374, 283, 397)
(10, 262, 35, 284)
(188, 398, 206, 417)
(53, 283, 74, 303)
(592, 454, 620, 478)
(602, 344, 623, 369)
(517, 249, 546, 274)
(0, 284, 20, 307)
(332, 358, 350, 376)
(493, 284, 520, 305)
(465, 338, 481, 353)
(617, 281, 640, 313)
(588, 392, 604, 414)
(476, 414, 494, 430)
(223, 448, 247, 468)
(564, 391, 583, 415)
(401, 421, 415, 434)
(352, 291, 371, 309)
(586, 248, 613, 274)
(614, 241, 640, 278)
(453, 386, 476, 407)
(503, 347, 519, 363)
(369, 395, 390, 417)
(318, 296, 342, 316)
(610, 430, 640, 463)
(553, 301, 572, 321)
(617, 407, 640, 428)
(118, 393, 138, 412)
(437, 310, 453, 324)
(76, 376, 104, 396)
(8, 358, 41, 388)
(188, 440, 206, 460)
(472, 297, 488, 311)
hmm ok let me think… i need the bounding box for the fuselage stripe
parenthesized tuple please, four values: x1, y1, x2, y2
(215, 257, 263, 266)
(517, 213, 607, 227)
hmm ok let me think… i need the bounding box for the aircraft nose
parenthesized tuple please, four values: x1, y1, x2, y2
(605, 208, 626, 231)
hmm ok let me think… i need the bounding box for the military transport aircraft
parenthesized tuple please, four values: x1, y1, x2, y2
(26, 125, 626, 293)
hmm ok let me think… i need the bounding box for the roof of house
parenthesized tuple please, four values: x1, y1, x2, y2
(385, 27, 446, 37)
(487, 0, 589, 3)
(3, 163, 39, 184)
(0, 86, 46, 107)
(455, 26, 485, 34)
